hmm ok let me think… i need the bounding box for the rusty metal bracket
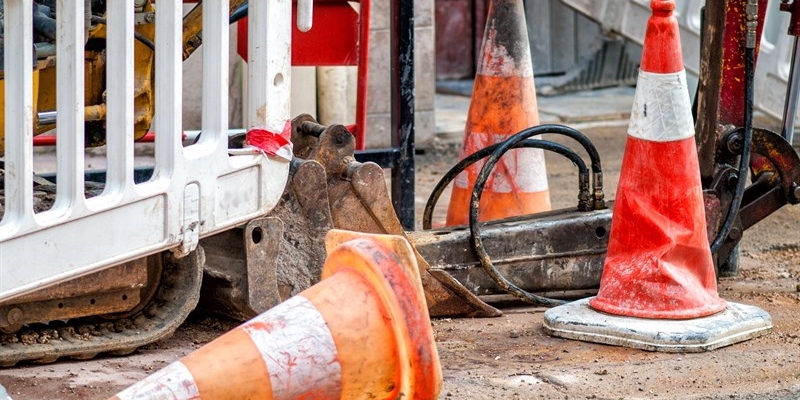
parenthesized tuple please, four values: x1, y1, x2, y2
(710, 127, 800, 275)
(242, 218, 284, 315)
(330, 153, 503, 317)
(411, 208, 611, 301)
(199, 218, 283, 321)
(740, 127, 800, 224)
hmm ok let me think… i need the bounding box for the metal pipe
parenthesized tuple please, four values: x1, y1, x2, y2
(782, 37, 800, 144)
(31, 13, 57, 40)
(38, 104, 107, 127)
(84, 104, 106, 122)
(34, 42, 56, 58)
(38, 111, 57, 125)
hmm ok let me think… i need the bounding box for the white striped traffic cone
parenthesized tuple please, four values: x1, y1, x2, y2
(445, 0, 551, 226)
(110, 231, 442, 399)
(542, 0, 772, 352)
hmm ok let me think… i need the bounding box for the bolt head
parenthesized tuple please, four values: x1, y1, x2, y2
(7, 308, 22, 325)
(792, 183, 800, 203)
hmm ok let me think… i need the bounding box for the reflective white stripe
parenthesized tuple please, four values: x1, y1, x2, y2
(245, 295, 342, 399)
(115, 361, 199, 400)
(455, 133, 548, 193)
(627, 70, 694, 142)
(492, 147, 549, 193)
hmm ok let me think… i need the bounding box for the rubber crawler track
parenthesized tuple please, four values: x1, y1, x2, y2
(0, 247, 204, 367)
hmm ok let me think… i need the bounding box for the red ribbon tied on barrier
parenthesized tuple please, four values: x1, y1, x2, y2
(245, 120, 293, 161)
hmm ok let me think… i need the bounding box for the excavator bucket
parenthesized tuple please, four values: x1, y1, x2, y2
(198, 115, 502, 320)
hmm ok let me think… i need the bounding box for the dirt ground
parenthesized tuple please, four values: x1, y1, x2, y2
(2, 121, 800, 399)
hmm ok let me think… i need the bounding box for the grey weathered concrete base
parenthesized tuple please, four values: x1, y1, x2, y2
(543, 297, 772, 352)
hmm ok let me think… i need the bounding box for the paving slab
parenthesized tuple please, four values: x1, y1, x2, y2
(435, 82, 635, 141)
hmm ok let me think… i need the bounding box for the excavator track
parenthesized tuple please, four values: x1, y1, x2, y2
(0, 248, 204, 367)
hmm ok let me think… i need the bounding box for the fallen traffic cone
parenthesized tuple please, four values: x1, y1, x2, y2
(445, 0, 550, 226)
(543, 0, 771, 352)
(110, 231, 442, 399)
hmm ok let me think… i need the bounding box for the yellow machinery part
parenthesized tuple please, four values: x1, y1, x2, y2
(0, 69, 40, 156)
(0, 0, 253, 152)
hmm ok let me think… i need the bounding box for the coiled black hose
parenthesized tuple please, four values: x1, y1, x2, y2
(424, 124, 604, 306)
(471, 125, 605, 306)
(423, 124, 605, 230)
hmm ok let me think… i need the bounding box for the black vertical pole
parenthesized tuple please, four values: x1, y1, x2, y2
(391, 0, 416, 230)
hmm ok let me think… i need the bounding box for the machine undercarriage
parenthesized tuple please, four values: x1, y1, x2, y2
(1, 0, 799, 367)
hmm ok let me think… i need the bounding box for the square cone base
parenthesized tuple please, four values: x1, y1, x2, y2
(542, 298, 772, 352)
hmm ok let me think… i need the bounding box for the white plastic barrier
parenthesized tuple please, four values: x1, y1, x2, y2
(0, 1, 291, 301)
(560, 0, 704, 93)
(561, 0, 795, 126)
(754, 2, 796, 127)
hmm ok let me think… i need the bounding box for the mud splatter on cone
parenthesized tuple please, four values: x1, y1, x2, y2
(587, 0, 726, 319)
(445, 0, 550, 226)
(110, 232, 442, 399)
(542, 0, 772, 352)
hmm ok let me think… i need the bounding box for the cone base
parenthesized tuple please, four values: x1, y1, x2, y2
(543, 298, 772, 353)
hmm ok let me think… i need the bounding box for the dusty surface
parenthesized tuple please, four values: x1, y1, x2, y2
(2, 108, 800, 399)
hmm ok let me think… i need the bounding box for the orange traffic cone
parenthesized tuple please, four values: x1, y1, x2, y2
(542, 0, 771, 352)
(110, 231, 442, 399)
(445, 0, 550, 226)
(590, 0, 727, 319)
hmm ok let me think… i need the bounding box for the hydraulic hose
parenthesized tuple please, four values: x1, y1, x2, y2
(32, 12, 57, 41)
(422, 139, 589, 230)
(230, 4, 248, 24)
(468, 126, 594, 306)
(423, 124, 605, 229)
(90, 16, 156, 51)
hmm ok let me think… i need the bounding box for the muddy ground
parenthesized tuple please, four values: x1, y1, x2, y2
(2, 120, 800, 399)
